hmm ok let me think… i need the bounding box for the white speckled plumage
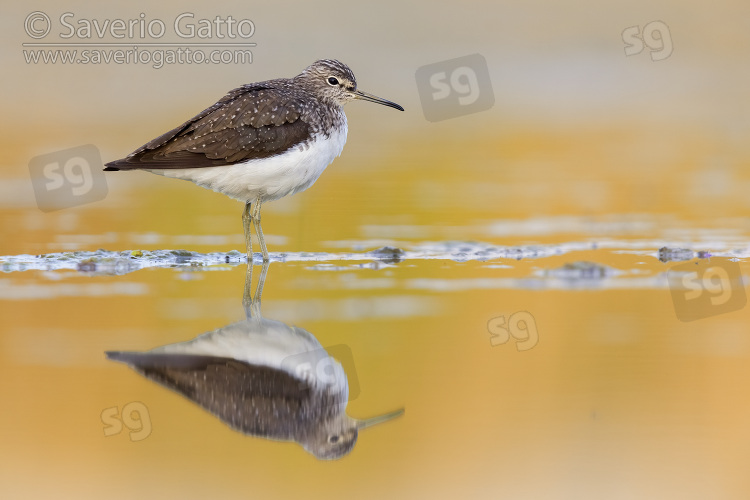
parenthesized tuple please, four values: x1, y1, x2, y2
(145, 116, 348, 203)
(105, 313, 403, 459)
(105, 59, 403, 260)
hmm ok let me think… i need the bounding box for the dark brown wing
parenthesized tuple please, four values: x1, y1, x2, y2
(106, 351, 319, 441)
(104, 82, 312, 170)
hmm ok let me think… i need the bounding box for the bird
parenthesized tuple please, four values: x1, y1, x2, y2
(106, 315, 404, 459)
(104, 59, 404, 263)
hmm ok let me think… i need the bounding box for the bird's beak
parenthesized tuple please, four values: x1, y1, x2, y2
(353, 90, 404, 111)
(356, 408, 405, 430)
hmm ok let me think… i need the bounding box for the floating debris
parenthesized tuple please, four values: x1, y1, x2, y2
(658, 247, 694, 263)
(542, 261, 619, 281)
(0, 241, 742, 277)
(366, 246, 406, 264)
(76, 254, 141, 276)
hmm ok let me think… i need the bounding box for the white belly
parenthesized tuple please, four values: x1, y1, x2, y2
(146, 120, 348, 204)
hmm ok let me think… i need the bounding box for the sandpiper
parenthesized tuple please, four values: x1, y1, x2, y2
(105, 59, 404, 262)
(106, 307, 404, 459)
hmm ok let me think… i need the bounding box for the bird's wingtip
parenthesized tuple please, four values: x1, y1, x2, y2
(105, 351, 139, 364)
(103, 160, 124, 171)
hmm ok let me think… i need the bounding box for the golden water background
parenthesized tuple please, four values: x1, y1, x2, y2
(2, 1, 750, 498)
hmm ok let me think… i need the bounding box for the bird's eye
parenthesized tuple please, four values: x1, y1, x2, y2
(328, 435, 340, 444)
(327, 77, 339, 86)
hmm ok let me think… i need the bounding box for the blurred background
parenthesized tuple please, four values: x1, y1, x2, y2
(1, 1, 749, 499)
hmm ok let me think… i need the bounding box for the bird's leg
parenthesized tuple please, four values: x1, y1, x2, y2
(251, 194, 269, 262)
(242, 196, 270, 313)
(242, 201, 254, 265)
(243, 258, 269, 319)
(254, 260, 269, 305)
(242, 264, 253, 314)
(242, 201, 254, 311)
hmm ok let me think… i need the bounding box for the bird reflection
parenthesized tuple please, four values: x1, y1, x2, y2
(106, 262, 403, 459)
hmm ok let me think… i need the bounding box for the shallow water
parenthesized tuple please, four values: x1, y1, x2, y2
(5, 132, 750, 498)
(5, 1, 750, 495)
(2, 210, 749, 498)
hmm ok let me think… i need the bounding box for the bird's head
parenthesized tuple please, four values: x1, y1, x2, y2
(295, 59, 404, 111)
(302, 408, 404, 460)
